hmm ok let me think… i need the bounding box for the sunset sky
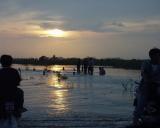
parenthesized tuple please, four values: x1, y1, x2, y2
(0, 0, 160, 59)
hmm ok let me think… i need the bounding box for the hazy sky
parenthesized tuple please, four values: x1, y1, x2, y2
(0, 0, 160, 59)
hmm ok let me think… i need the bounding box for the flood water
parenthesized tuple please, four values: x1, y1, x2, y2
(13, 65, 141, 128)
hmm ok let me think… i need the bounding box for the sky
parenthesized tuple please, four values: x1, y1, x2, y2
(0, 0, 160, 59)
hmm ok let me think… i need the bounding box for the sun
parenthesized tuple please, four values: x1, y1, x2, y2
(35, 28, 71, 38)
(46, 29, 66, 37)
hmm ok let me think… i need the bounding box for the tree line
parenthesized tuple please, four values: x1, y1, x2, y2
(13, 56, 145, 70)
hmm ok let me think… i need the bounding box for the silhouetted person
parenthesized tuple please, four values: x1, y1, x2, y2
(0, 55, 25, 118)
(77, 59, 81, 74)
(128, 48, 160, 128)
(99, 67, 106, 75)
(83, 58, 88, 75)
(43, 69, 46, 75)
(73, 68, 76, 75)
(88, 58, 94, 75)
(81, 65, 84, 72)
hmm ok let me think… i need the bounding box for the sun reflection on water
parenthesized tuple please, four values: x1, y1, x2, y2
(48, 74, 69, 112)
(49, 90, 69, 111)
(50, 65, 62, 72)
(49, 76, 64, 88)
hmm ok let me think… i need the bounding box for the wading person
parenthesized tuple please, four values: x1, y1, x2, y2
(77, 59, 81, 74)
(83, 58, 88, 75)
(99, 67, 106, 75)
(88, 58, 94, 75)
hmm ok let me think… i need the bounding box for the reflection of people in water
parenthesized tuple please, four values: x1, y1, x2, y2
(99, 67, 106, 75)
(0, 55, 25, 118)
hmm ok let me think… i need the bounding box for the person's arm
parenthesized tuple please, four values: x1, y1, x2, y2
(15, 70, 21, 86)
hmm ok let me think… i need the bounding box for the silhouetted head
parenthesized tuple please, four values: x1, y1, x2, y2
(0, 55, 13, 67)
(149, 48, 160, 64)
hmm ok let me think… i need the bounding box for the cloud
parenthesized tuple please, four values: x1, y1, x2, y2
(0, 4, 160, 40)
(111, 22, 126, 27)
(101, 19, 160, 33)
(0, 0, 160, 37)
(38, 21, 63, 29)
(34, 17, 160, 34)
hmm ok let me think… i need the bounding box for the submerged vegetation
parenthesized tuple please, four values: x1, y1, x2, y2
(13, 55, 145, 70)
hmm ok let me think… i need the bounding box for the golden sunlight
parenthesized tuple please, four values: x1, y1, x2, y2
(46, 29, 67, 37)
(50, 65, 62, 72)
(49, 90, 69, 111)
(49, 77, 64, 88)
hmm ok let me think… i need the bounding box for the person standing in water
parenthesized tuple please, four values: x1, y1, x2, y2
(88, 58, 94, 75)
(0, 55, 25, 118)
(83, 58, 88, 75)
(99, 67, 106, 75)
(77, 59, 81, 74)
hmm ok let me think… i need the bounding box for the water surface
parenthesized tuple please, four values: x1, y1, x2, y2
(13, 65, 140, 128)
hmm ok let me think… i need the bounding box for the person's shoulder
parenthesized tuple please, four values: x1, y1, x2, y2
(141, 60, 152, 72)
(9, 67, 19, 73)
(0, 67, 7, 72)
(0, 67, 18, 75)
(142, 60, 151, 67)
(143, 60, 150, 64)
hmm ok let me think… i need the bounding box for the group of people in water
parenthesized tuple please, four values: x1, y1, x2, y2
(76, 58, 94, 75)
(0, 48, 160, 128)
(76, 58, 106, 75)
(23, 57, 106, 76)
